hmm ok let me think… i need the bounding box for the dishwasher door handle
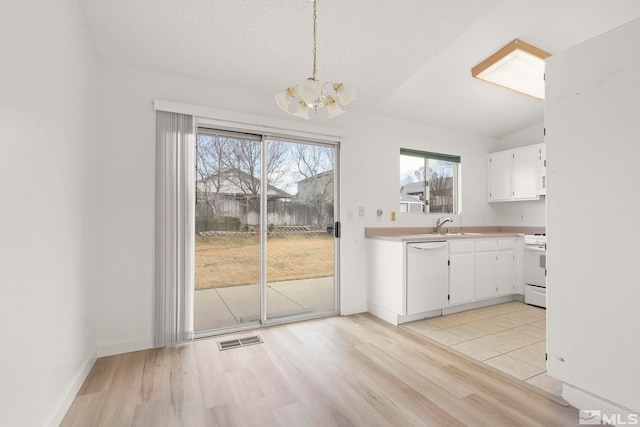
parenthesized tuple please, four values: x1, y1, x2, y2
(407, 242, 448, 251)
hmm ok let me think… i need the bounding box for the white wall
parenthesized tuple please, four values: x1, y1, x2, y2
(0, 1, 98, 425)
(546, 19, 640, 412)
(489, 122, 546, 227)
(96, 62, 497, 354)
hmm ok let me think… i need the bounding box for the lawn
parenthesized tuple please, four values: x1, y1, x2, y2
(194, 234, 334, 290)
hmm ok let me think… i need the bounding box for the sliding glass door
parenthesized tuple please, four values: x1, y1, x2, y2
(265, 138, 337, 321)
(193, 130, 262, 331)
(193, 129, 338, 334)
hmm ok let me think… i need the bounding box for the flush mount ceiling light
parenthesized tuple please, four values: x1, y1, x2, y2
(275, 0, 356, 119)
(472, 39, 551, 99)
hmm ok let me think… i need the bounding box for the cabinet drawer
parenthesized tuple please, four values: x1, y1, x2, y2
(498, 238, 515, 250)
(475, 240, 497, 252)
(449, 240, 474, 254)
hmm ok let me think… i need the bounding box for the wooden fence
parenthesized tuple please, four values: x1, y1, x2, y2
(196, 194, 333, 229)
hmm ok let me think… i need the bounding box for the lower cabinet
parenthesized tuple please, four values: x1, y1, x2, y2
(475, 240, 499, 299)
(366, 236, 519, 325)
(497, 239, 516, 295)
(450, 238, 517, 304)
(448, 241, 475, 305)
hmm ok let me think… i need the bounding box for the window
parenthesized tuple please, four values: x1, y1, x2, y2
(400, 149, 460, 214)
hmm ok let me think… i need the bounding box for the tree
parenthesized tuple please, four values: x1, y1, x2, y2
(195, 135, 233, 216)
(400, 166, 426, 186)
(291, 144, 334, 227)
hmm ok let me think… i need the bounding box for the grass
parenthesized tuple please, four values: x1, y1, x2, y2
(194, 234, 334, 290)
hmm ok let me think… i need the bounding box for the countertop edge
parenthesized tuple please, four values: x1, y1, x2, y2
(367, 233, 524, 242)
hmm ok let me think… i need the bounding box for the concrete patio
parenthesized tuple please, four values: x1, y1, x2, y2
(194, 277, 335, 331)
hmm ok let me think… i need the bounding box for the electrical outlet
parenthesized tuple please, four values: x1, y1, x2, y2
(391, 211, 396, 221)
(348, 210, 353, 220)
(358, 206, 365, 216)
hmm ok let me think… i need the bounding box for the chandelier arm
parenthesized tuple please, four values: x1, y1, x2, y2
(312, 0, 317, 80)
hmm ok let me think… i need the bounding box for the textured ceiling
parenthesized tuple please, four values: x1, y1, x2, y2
(78, 0, 640, 138)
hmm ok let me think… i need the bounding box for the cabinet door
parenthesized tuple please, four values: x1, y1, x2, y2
(513, 145, 539, 200)
(475, 240, 498, 299)
(497, 239, 516, 295)
(488, 151, 512, 201)
(449, 241, 475, 305)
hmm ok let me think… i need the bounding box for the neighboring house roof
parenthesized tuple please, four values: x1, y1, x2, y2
(400, 193, 422, 204)
(296, 170, 334, 184)
(197, 168, 291, 198)
(401, 181, 425, 195)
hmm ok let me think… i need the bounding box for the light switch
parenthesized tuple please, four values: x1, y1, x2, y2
(358, 206, 365, 216)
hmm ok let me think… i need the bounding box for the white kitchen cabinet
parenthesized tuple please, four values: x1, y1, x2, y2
(488, 150, 512, 201)
(475, 240, 498, 299)
(488, 144, 541, 202)
(497, 239, 516, 295)
(367, 236, 519, 325)
(513, 145, 539, 199)
(475, 238, 517, 299)
(448, 240, 475, 305)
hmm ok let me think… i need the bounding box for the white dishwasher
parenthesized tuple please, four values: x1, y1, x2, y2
(406, 241, 449, 315)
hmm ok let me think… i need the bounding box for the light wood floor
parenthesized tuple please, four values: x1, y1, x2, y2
(61, 314, 580, 426)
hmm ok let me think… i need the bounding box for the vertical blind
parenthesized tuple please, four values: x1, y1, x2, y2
(154, 111, 195, 346)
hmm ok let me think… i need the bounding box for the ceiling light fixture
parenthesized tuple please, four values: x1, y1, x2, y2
(275, 0, 356, 119)
(472, 39, 551, 99)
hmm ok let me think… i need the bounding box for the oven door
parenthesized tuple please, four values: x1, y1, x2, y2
(524, 245, 546, 288)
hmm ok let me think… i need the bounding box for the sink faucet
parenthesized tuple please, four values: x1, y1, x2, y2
(434, 216, 452, 233)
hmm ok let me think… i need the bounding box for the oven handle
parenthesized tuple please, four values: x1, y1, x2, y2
(525, 245, 546, 252)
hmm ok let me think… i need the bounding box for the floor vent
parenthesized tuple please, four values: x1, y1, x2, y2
(217, 335, 263, 351)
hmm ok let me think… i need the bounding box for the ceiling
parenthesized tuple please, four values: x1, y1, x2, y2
(77, 0, 640, 139)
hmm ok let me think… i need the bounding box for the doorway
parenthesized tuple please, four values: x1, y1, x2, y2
(193, 128, 339, 335)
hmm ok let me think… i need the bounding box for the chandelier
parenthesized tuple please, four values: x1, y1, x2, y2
(275, 0, 357, 119)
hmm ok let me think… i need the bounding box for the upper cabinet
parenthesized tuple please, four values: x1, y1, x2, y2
(488, 150, 512, 201)
(488, 143, 545, 202)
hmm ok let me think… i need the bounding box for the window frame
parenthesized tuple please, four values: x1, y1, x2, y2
(399, 148, 461, 215)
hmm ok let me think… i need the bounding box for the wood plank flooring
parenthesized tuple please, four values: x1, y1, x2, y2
(61, 314, 580, 426)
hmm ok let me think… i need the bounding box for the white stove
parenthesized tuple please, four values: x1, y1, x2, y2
(524, 234, 547, 246)
(524, 234, 547, 308)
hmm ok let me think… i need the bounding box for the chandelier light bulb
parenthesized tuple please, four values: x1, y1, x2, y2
(293, 101, 311, 119)
(299, 78, 322, 106)
(334, 83, 357, 105)
(275, 87, 295, 112)
(326, 96, 345, 118)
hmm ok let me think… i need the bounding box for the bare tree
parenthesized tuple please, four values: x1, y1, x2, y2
(429, 164, 453, 196)
(291, 144, 334, 227)
(195, 135, 233, 216)
(429, 163, 454, 212)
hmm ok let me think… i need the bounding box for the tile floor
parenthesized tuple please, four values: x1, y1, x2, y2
(403, 300, 562, 397)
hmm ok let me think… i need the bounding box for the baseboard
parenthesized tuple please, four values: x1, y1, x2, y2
(341, 303, 367, 316)
(97, 337, 154, 358)
(562, 383, 638, 426)
(442, 294, 518, 315)
(366, 303, 400, 325)
(44, 350, 97, 427)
